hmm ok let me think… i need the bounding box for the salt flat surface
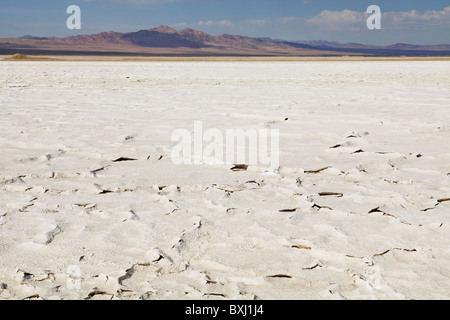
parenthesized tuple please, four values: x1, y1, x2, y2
(0, 61, 449, 300)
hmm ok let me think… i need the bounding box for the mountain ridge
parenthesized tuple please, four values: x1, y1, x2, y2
(2, 25, 450, 56)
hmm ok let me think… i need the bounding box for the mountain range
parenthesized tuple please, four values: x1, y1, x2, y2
(1, 25, 450, 56)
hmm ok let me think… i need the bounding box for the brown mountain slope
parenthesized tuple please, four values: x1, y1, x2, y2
(1, 26, 449, 56)
(0, 25, 361, 56)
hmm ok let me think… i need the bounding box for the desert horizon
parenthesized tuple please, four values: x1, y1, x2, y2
(2, 25, 450, 58)
(3, 53, 450, 63)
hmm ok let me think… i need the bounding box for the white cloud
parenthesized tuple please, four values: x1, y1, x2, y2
(305, 9, 365, 26)
(197, 20, 234, 27)
(242, 19, 271, 27)
(300, 6, 450, 30)
(170, 20, 234, 29)
(384, 6, 450, 27)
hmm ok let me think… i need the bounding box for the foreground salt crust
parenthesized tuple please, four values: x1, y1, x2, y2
(0, 61, 449, 300)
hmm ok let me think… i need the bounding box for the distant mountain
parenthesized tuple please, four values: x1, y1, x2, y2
(2, 26, 450, 56)
(20, 35, 49, 40)
(290, 40, 450, 54)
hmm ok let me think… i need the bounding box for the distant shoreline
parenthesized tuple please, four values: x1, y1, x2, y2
(2, 53, 450, 62)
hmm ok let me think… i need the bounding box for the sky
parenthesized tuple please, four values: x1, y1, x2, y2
(0, 0, 449, 45)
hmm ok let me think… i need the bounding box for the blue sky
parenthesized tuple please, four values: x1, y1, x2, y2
(0, 0, 449, 45)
